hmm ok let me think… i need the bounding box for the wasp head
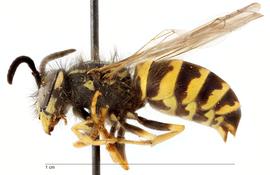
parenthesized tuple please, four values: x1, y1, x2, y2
(36, 70, 69, 134)
(7, 49, 75, 135)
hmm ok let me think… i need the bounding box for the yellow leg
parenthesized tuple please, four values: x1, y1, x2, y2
(73, 89, 182, 151)
(71, 120, 118, 147)
(91, 90, 102, 123)
(107, 124, 129, 170)
(125, 113, 185, 146)
(72, 91, 114, 147)
(72, 93, 151, 147)
(122, 122, 184, 146)
(72, 122, 152, 146)
(95, 107, 152, 146)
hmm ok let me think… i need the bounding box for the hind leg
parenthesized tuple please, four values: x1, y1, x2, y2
(124, 112, 185, 145)
(122, 122, 184, 146)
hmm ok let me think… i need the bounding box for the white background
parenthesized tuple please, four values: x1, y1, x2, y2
(0, 0, 269, 175)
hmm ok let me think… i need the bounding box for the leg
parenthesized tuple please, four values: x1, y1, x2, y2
(72, 119, 153, 146)
(72, 91, 153, 146)
(96, 107, 152, 146)
(106, 124, 129, 170)
(73, 91, 114, 146)
(124, 113, 185, 146)
(80, 109, 184, 146)
(72, 107, 151, 147)
(72, 120, 118, 147)
(90, 90, 102, 123)
(127, 112, 184, 131)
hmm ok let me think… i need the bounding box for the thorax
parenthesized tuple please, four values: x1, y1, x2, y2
(66, 62, 144, 114)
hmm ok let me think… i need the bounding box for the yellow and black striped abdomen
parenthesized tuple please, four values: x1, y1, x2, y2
(134, 59, 241, 141)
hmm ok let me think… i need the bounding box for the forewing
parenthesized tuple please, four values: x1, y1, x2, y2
(98, 3, 262, 78)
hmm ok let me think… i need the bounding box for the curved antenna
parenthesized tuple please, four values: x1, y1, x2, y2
(39, 49, 76, 74)
(7, 56, 41, 87)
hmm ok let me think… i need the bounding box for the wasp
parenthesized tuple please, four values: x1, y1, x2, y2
(7, 3, 262, 170)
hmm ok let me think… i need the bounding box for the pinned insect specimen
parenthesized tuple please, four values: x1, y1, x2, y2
(7, 3, 262, 170)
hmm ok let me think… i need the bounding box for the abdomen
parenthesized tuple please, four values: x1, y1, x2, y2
(134, 59, 241, 141)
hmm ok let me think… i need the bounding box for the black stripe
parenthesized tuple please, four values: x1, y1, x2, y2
(174, 61, 201, 104)
(148, 99, 170, 111)
(223, 109, 241, 133)
(197, 72, 224, 108)
(175, 104, 189, 116)
(210, 109, 241, 135)
(133, 68, 143, 100)
(193, 110, 208, 122)
(214, 89, 239, 112)
(146, 61, 173, 98)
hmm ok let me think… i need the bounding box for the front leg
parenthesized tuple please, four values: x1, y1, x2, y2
(72, 120, 118, 147)
(72, 91, 118, 147)
(72, 106, 118, 147)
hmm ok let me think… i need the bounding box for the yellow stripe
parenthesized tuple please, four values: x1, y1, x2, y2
(46, 97, 57, 114)
(215, 101, 240, 115)
(182, 68, 210, 105)
(162, 96, 178, 115)
(211, 116, 227, 141)
(184, 102, 197, 120)
(54, 71, 64, 89)
(201, 110, 215, 126)
(201, 83, 230, 110)
(136, 60, 153, 100)
(211, 116, 224, 128)
(151, 60, 183, 100)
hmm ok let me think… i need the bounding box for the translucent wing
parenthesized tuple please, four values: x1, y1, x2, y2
(98, 3, 262, 78)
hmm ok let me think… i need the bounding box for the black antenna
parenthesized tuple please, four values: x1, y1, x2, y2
(90, 1, 100, 175)
(7, 56, 41, 87)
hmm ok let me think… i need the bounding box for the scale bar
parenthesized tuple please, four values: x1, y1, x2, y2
(45, 163, 235, 166)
